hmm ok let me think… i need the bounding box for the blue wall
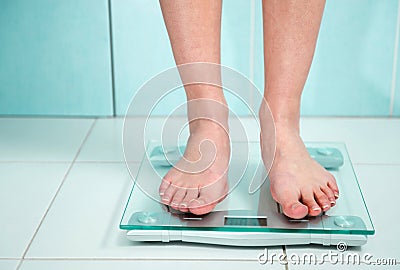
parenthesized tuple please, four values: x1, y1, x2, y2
(1, 0, 399, 116)
(0, 0, 113, 116)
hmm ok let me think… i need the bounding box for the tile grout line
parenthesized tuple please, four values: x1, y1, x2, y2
(15, 119, 98, 270)
(389, 0, 400, 116)
(16, 259, 22, 270)
(17, 258, 268, 262)
(107, 0, 117, 116)
(1, 160, 397, 165)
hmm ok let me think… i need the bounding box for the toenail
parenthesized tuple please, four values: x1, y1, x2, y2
(322, 204, 330, 209)
(334, 192, 339, 198)
(162, 197, 169, 202)
(330, 200, 336, 206)
(159, 192, 164, 196)
(312, 206, 321, 211)
(180, 203, 187, 208)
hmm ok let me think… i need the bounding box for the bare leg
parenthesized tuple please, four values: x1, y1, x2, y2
(260, 0, 339, 219)
(159, 0, 229, 215)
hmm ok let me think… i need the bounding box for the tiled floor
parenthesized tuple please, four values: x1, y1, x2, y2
(0, 117, 399, 270)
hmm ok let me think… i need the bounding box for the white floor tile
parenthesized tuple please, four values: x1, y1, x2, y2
(76, 117, 400, 164)
(25, 163, 282, 260)
(77, 117, 180, 162)
(285, 164, 400, 265)
(76, 117, 260, 162)
(18, 259, 284, 270)
(0, 163, 70, 258)
(1, 117, 397, 164)
(0, 260, 19, 270)
(76, 118, 125, 162)
(0, 118, 93, 161)
(5, 117, 398, 264)
(300, 118, 400, 164)
(351, 165, 400, 261)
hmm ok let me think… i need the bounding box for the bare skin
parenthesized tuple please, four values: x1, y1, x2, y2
(159, 0, 340, 218)
(159, 0, 229, 215)
(260, 0, 339, 219)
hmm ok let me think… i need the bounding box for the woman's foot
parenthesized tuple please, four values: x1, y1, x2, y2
(159, 119, 230, 215)
(260, 112, 339, 219)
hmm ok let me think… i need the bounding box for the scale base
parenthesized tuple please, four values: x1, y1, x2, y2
(127, 230, 367, 247)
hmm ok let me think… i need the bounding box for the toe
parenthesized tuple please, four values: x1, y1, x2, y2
(314, 189, 331, 211)
(188, 197, 217, 215)
(327, 175, 339, 198)
(161, 183, 177, 205)
(188, 186, 219, 215)
(159, 178, 171, 196)
(279, 192, 309, 219)
(179, 188, 198, 212)
(321, 185, 336, 206)
(170, 188, 186, 210)
(301, 192, 321, 216)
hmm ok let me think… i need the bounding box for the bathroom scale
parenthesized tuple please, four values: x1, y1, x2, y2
(120, 141, 374, 247)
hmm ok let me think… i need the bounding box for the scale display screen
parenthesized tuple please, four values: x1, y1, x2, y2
(224, 216, 267, 227)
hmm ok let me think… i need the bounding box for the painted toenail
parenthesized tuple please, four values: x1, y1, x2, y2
(312, 206, 321, 211)
(322, 204, 329, 209)
(334, 192, 339, 198)
(330, 200, 336, 206)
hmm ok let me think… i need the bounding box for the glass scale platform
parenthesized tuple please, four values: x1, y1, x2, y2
(120, 141, 374, 247)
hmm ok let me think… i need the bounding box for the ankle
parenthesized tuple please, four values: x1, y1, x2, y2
(187, 97, 229, 135)
(189, 119, 229, 135)
(275, 122, 300, 137)
(260, 93, 301, 134)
